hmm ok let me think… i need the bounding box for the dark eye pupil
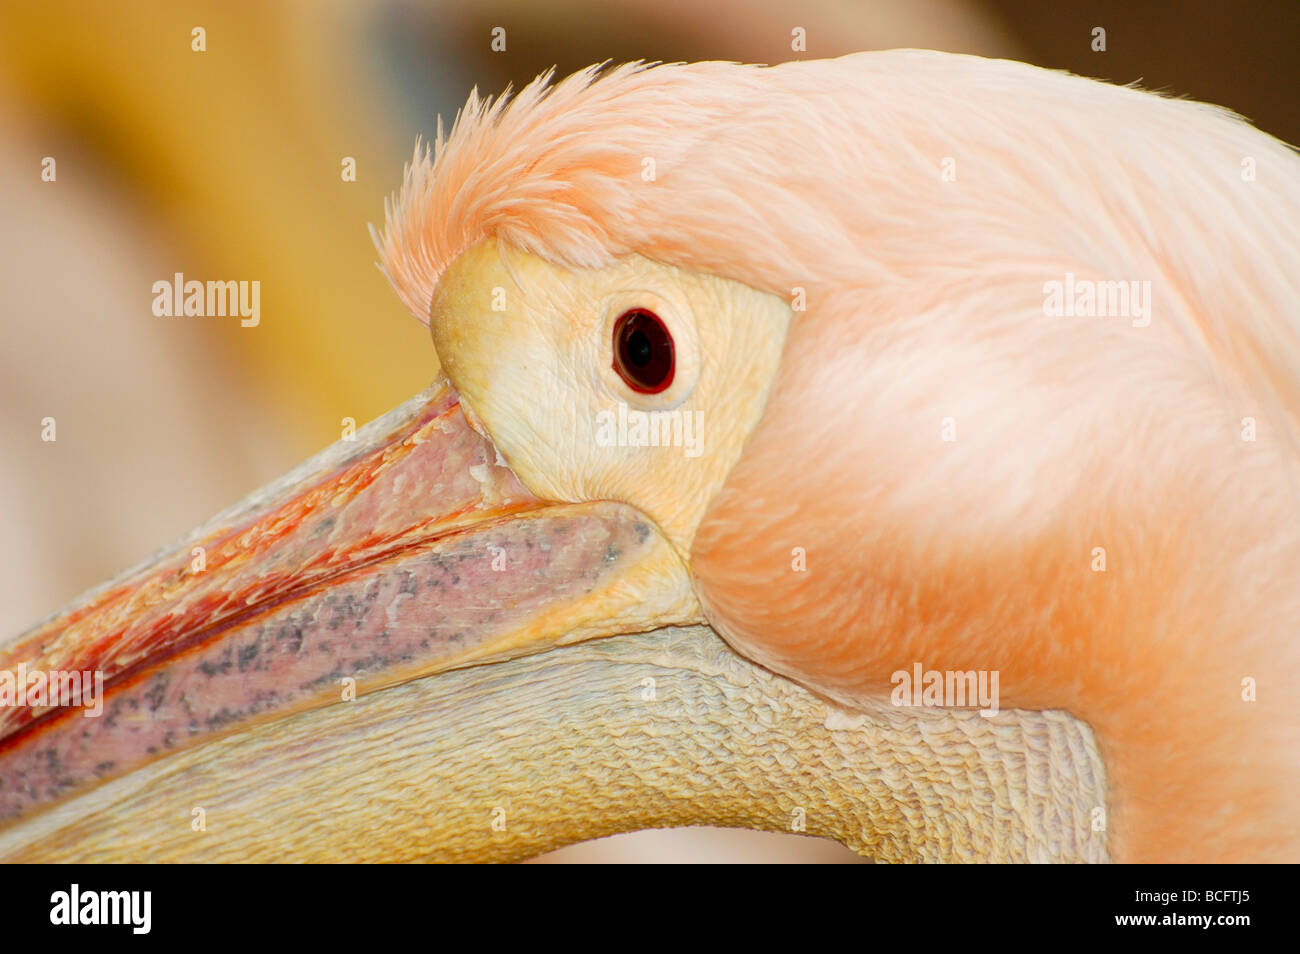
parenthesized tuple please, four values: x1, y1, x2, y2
(626, 330, 653, 367)
(612, 309, 674, 394)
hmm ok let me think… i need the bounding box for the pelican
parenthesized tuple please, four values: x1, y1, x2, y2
(2, 51, 1297, 863)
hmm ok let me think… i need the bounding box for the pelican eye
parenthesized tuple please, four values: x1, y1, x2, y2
(612, 309, 675, 394)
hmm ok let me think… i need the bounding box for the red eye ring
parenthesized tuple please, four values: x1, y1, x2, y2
(612, 309, 675, 394)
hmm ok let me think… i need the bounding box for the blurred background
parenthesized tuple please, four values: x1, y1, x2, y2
(1, 0, 1296, 863)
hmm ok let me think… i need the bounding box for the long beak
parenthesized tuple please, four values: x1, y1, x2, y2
(0, 383, 699, 853)
(0, 383, 1109, 862)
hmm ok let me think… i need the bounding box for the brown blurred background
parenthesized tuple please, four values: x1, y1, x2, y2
(1, 0, 1296, 863)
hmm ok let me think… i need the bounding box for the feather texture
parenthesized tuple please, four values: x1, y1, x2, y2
(378, 52, 1300, 861)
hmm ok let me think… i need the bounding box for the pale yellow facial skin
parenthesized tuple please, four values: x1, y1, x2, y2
(429, 238, 792, 561)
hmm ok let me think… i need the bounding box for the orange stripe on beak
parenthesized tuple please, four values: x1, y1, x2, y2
(0, 383, 696, 825)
